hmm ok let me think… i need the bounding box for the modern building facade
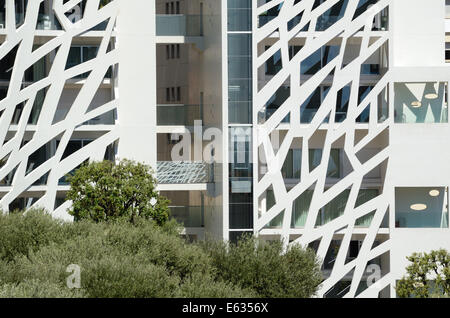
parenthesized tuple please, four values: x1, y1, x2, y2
(1, 0, 450, 298)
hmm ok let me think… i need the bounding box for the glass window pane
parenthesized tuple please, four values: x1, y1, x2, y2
(291, 190, 313, 228)
(229, 203, 253, 229)
(66, 47, 81, 69)
(82, 46, 98, 62)
(228, 0, 252, 31)
(301, 48, 321, 75)
(300, 87, 321, 123)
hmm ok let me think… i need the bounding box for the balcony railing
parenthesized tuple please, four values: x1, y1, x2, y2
(157, 161, 214, 184)
(156, 14, 203, 36)
(169, 206, 205, 227)
(157, 104, 203, 126)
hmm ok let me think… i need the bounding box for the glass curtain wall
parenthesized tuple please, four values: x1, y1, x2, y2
(228, 35, 252, 123)
(228, 0, 253, 242)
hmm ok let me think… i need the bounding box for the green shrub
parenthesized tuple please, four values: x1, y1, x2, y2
(396, 249, 450, 298)
(178, 272, 256, 298)
(0, 212, 253, 298)
(66, 159, 170, 225)
(0, 212, 321, 298)
(199, 235, 323, 298)
(0, 209, 71, 262)
(0, 279, 85, 298)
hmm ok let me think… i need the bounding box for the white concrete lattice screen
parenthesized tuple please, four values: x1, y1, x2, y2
(0, 0, 119, 220)
(254, 0, 392, 297)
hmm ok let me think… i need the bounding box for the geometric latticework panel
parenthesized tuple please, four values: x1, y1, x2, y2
(0, 0, 118, 218)
(255, 0, 392, 297)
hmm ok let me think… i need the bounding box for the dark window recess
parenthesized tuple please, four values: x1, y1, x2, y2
(26, 141, 54, 175)
(289, 45, 302, 60)
(65, 46, 99, 71)
(229, 203, 253, 229)
(349, 240, 360, 259)
(0, 44, 19, 82)
(265, 48, 282, 76)
(60, 140, 93, 160)
(9, 197, 39, 212)
(229, 231, 253, 244)
(262, 85, 290, 123)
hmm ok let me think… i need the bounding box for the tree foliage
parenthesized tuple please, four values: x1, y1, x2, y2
(396, 249, 450, 298)
(0, 211, 322, 298)
(66, 159, 170, 225)
(199, 235, 323, 298)
(0, 210, 252, 298)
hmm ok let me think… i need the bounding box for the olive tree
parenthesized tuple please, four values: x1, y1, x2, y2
(199, 235, 323, 298)
(66, 159, 170, 225)
(396, 249, 450, 298)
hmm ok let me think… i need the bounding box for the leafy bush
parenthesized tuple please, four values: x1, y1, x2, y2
(396, 249, 450, 298)
(0, 279, 85, 298)
(66, 159, 170, 225)
(199, 235, 323, 298)
(0, 211, 321, 298)
(0, 211, 251, 298)
(0, 209, 73, 262)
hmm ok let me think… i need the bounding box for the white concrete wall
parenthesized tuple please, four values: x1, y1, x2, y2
(392, 0, 445, 66)
(388, 1, 450, 294)
(116, 0, 156, 167)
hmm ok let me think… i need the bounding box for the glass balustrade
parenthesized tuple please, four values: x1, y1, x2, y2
(157, 161, 214, 184)
(157, 104, 203, 126)
(156, 15, 203, 37)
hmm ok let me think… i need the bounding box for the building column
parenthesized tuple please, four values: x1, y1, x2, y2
(116, 0, 157, 168)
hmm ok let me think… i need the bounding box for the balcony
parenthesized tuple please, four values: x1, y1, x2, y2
(156, 14, 203, 37)
(155, 15, 204, 48)
(157, 104, 202, 127)
(169, 206, 205, 228)
(157, 161, 213, 191)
